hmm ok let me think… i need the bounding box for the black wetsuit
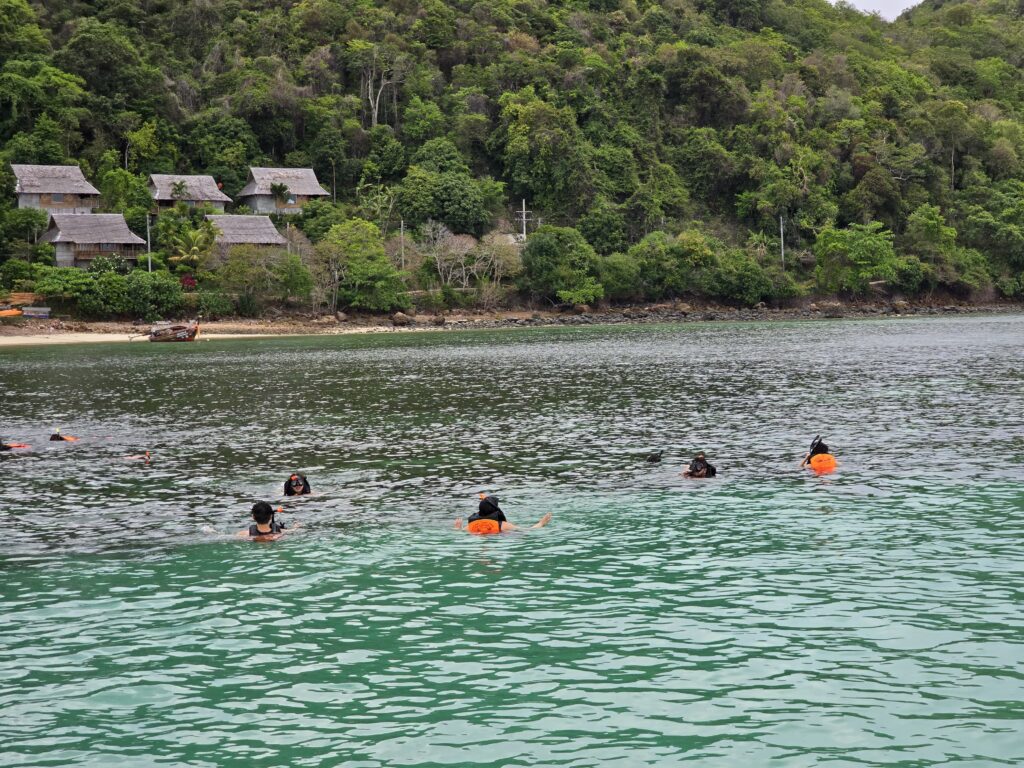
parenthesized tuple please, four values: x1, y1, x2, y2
(248, 521, 285, 536)
(688, 458, 717, 477)
(49, 434, 68, 442)
(809, 442, 830, 458)
(284, 475, 311, 496)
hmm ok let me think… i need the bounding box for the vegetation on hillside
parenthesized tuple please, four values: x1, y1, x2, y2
(2, 0, 1024, 317)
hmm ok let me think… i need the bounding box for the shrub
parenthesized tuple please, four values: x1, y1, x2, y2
(701, 251, 773, 306)
(520, 225, 602, 303)
(235, 293, 261, 317)
(598, 252, 642, 302)
(197, 291, 234, 319)
(126, 271, 184, 320)
(0, 259, 33, 289)
(814, 222, 898, 296)
(78, 272, 129, 318)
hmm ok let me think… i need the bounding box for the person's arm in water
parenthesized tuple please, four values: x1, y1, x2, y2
(454, 513, 552, 531)
(496, 513, 553, 531)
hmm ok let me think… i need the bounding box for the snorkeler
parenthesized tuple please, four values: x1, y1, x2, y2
(238, 501, 289, 540)
(802, 435, 838, 473)
(454, 493, 552, 534)
(284, 473, 311, 496)
(1, 437, 30, 451)
(800, 435, 831, 467)
(682, 451, 717, 478)
(49, 428, 78, 442)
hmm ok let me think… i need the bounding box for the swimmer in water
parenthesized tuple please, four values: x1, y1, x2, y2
(284, 473, 311, 496)
(682, 451, 717, 478)
(49, 428, 78, 442)
(238, 501, 291, 540)
(800, 435, 831, 467)
(454, 493, 552, 534)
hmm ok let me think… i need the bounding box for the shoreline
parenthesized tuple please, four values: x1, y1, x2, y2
(1, 299, 1021, 348)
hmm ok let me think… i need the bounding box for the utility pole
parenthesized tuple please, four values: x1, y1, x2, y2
(146, 214, 152, 272)
(399, 219, 405, 270)
(516, 199, 532, 240)
(779, 215, 785, 271)
(331, 159, 336, 203)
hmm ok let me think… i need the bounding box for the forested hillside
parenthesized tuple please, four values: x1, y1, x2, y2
(2, 0, 1024, 315)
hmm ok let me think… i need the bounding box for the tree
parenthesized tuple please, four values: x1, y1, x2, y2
(273, 253, 313, 303)
(347, 41, 409, 129)
(318, 218, 407, 311)
(270, 183, 290, 206)
(520, 225, 603, 304)
(814, 222, 898, 296)
(419, 221, 477, 288)
(168, 221, 217, 272)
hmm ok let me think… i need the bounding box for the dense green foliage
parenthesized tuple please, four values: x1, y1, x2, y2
(2, 0, 1024, 313)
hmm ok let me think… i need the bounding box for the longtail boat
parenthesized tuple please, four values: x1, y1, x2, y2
(149, 319, 200, 342)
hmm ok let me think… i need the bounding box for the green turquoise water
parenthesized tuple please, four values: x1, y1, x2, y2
(1, 316, 1022, 767)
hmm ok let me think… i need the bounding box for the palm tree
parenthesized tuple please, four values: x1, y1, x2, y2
(171, 180, 189, 201)
(270, 182, 290, 208)
(168, 222, 217, 270)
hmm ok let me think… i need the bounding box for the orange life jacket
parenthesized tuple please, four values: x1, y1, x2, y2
(809, 453, 837, 473)
(466, 518, 502, 535)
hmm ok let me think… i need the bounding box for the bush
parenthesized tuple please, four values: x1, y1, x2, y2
(126, 271, 184, 320)
(78, 272, 129, 318)
(995, 274, 1022, 298)
(700, 251, 773, 306)
(598, 252, 642, 302)
(520, 225, 602, 302)
(938, 247, 991, 295)
(197, 291, 234, 319)
(556, 278, 604, 305)
(0, 259, 33, 289)
(891, 255, 932, 295)
(235, 293, 261, 317)
(814, 222, 898, 296)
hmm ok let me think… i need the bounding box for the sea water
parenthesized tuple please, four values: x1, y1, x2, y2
(1, 315, 1022, 766)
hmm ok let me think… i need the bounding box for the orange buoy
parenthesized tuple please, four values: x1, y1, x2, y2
(466, 518, 502, 535)
(809, 453, 837, 473)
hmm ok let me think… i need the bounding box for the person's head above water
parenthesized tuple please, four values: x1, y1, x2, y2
(251, 501, 275, 524)
(477, 493, 505, 517)
(289, 473, 304, 489)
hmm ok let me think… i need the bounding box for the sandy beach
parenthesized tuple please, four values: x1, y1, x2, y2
(1, 301, 1021, 347)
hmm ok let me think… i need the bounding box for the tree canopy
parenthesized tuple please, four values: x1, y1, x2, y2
(3, 0, 1024, 305)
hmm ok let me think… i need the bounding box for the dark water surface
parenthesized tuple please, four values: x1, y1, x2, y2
(1, 316, 1022, 766)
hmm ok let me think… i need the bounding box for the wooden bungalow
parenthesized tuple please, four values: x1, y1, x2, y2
(12, 164, 100, 214)
(206, 215, 287, 256)
(236, 167, 329, 214)
(148, 174, 232, 211)
(41, 214, 146, 268)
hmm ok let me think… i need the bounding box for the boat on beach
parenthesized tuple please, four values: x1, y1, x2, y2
(148, 319, 200, 342)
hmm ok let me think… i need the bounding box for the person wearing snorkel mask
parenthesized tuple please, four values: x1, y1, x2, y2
(284, 473, 311, 496)
(800, 436, 831, 467)
(682, 451, 717, 478)
(454, 493, 552, 534)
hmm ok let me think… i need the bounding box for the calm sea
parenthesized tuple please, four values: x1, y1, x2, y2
(1, 315, 1022, 766)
